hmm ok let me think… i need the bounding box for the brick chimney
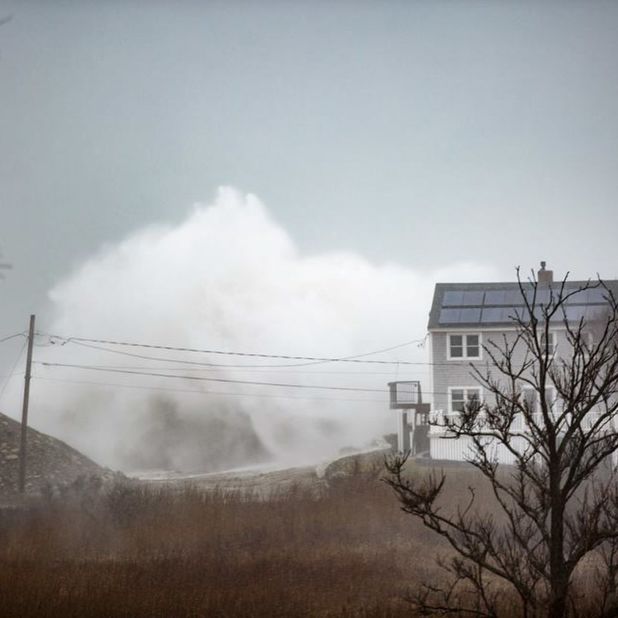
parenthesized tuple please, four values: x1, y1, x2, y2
(538, 261, 554, 284)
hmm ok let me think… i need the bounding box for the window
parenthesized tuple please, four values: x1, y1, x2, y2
(517, 386, 562, 432)
(522, 386, 557, 415)
(540, 331, 556, 357)
(450, 387, 482, 413)
(448, 333, 481, 360)
(580, 332, 594, 356)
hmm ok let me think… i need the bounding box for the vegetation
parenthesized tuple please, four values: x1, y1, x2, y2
(0, 468, 432, 618)
(0, 459, 613, 616)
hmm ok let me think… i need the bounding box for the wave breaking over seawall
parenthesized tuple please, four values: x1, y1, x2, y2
(4, 187, 495, 472)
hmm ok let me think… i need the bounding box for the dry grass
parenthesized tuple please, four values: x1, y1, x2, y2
(0, 461, 583, 617)
(0, 462, 444, 617)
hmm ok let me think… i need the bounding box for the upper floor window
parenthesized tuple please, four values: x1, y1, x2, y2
(540, 331, 556, 357)
(448, 333, 481, 360)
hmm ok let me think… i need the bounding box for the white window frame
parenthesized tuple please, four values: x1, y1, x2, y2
(540, 331, 556, 358)
(447, 333, 482, 361)
(579, 331, 594, 358)
(448, 386, 483, 414)
(521, 385, 558, 422)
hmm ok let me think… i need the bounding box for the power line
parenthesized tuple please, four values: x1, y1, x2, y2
(0, 332, 24, 344)
(39, 332, 427, 367)
(48, 337, 464, 369)
(38, 361, 429, 376)
(0, 339, 26, 403)
(37, 362, 388, 393)
(33, 369, 465, 398)
(40, 335, 456, 368)
(71, 339, 432, 370)
(32, 376, 386, 403)
(0, 371, 24, 379)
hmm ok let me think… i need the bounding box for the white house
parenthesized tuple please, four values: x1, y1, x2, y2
(397, 263, 618, 462)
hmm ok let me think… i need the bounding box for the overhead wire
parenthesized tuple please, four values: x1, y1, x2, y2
(38, 334, 454, 368)
(0, 332, 25, 344)
(39, 332, 428, 367)
(0, 339, 26, 404)
(36, 362, 388, 393)
(32, 376, 386, 404)
(69, 338, 436, 370)
(32, 369, 463, 398)
(33, 332, 443, 401)
(35, 361, 429, 376)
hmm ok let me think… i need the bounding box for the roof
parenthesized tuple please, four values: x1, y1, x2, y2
(427, 280, 618, 330)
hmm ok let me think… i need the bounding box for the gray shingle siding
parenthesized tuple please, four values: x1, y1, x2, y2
(431, 328, 567, 412)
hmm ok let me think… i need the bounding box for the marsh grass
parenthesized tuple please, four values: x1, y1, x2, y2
(0, 463, 587, 617)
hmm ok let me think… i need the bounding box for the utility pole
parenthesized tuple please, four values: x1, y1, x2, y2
(18, 314, 35, 494)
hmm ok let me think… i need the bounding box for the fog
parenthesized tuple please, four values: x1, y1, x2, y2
(4, 188, 494, 472)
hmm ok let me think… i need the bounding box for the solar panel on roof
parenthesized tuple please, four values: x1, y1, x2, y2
(462, 291, 484, 305)
(508, 307, 523, 321)
(557, 288, 608, 305)
(564, 288, 588, 304)
(436, 282, 614, 329)
(511, 306, 544, 321)
(481, 307, 511, 322)
(439, 308, 459, 323)
(562, 305, 609, 323)
(586, 289, 608, 304)
(484, 289, 555, 307)
(484, 290, 507, 305)
(483, 289, 528, 306)
(443, 290, 488, 306)
(505, 289, 524, 305)
(439, 308, 481, 324)
(564, 306, 586, 322)
(459, 307, 482, 322)
(480, 307, 500, 322)
(532, 289, 551, 304)
(443, 291, 464, 306)
(587, 305, 610, 321)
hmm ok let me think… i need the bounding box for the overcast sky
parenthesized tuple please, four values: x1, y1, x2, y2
(2, 1, 618, 350)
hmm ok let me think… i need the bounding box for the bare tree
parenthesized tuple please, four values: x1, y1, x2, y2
(386, 271, 618, 617)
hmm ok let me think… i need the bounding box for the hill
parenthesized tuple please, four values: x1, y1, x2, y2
(0, 412, 117, 495)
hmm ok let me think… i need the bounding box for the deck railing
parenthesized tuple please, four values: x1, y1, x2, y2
(429, 410, 609, 434)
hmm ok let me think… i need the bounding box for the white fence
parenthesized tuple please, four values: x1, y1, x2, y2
(427, 409, 610, 464)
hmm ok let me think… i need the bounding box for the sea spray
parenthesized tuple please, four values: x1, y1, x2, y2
(6, 188, 495, 471)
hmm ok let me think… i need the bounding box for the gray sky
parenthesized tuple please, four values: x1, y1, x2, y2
(2, 0, 618, 350)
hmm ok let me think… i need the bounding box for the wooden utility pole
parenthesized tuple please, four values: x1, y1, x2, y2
(18, 314, 35, 493)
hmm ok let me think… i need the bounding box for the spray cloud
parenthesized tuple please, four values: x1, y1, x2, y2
(10, 188, 495, 472)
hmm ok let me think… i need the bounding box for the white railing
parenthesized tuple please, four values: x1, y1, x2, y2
(429, 410, 466, 434)
(429, 410, 610, 434)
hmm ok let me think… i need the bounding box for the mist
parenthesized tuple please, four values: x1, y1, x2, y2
(5, 188, 495, 472)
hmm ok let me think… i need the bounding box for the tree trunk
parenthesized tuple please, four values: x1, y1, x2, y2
(549, 464, 567, 618)
(549, 574, 568, 618)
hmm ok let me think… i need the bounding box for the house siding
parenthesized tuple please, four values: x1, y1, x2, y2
(431, 328, 569, 412)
